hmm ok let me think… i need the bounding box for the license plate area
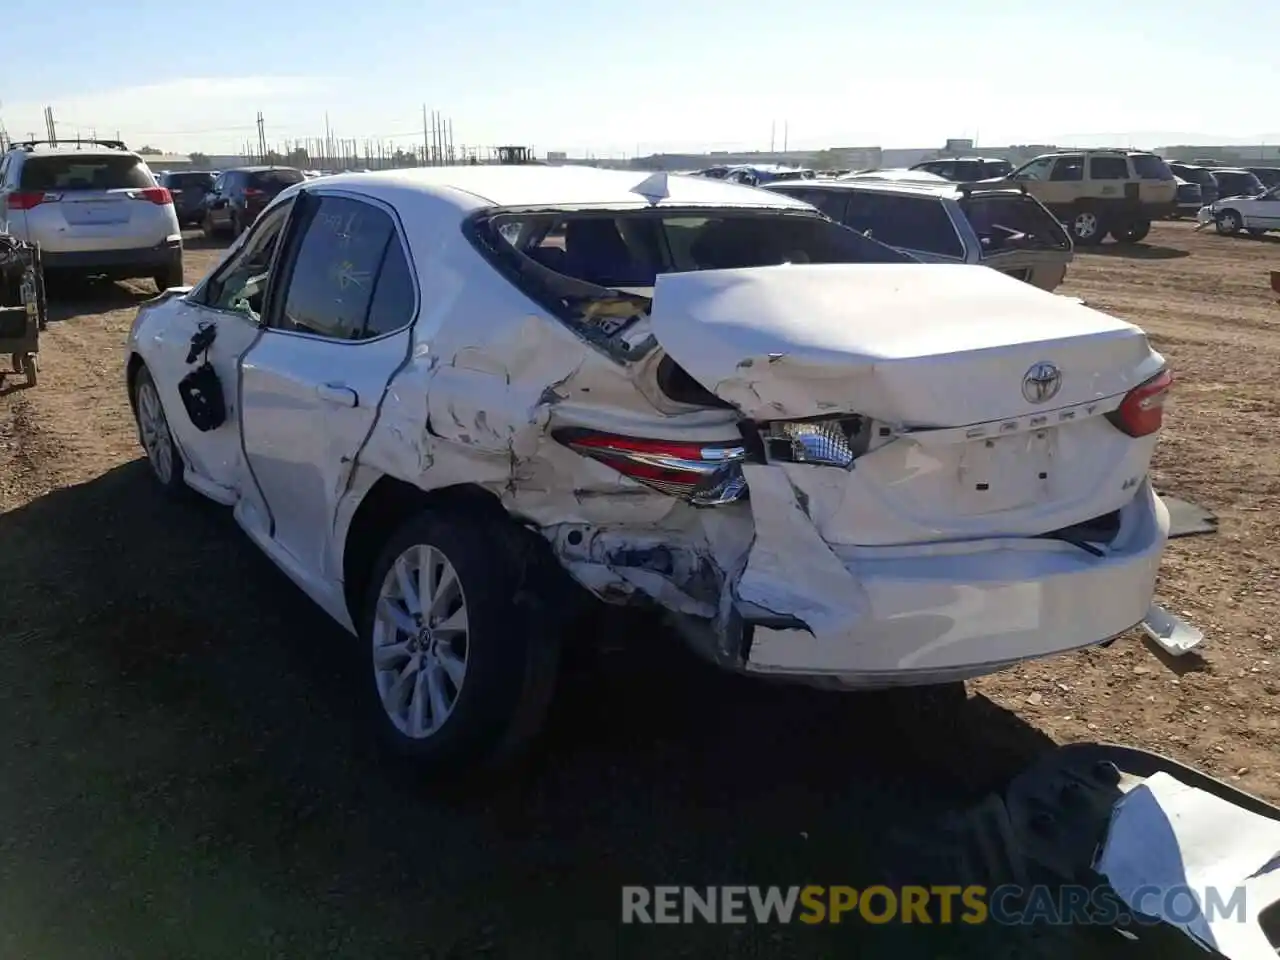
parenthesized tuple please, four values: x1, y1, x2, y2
(953, 430, 1055, 515)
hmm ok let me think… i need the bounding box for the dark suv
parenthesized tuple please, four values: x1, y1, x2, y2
(909, 157, 1014, 181)
(1246, 167, 1280, 190)
(201, 166, 305, 238)
(1168, 163, 1219, 207)
(159, 170, 217, 227)
(1212, 168, 1265, 200)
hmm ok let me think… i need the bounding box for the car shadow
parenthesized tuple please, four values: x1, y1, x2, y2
(0, 460, 1065, 958)
(1083, 243, 1191, 261)
(43, 275, 154, 323)
(181, 231, 231, 252)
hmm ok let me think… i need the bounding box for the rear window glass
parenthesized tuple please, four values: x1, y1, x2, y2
(248, 169, 305, 190)
(19, 155, 155, 191)
(961, 195, 1071, 254)
(839, 192, 965, 259)
(983, 160, 1013, 178)
(166, 172, 215, 189)
(1130, 154, 1174, 180)
(473, 209, 914, 326)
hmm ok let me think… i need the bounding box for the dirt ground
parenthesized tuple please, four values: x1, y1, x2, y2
(0, 221, 1277, 958)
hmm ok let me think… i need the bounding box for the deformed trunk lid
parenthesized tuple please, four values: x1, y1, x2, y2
(648, 263, 1162, 426)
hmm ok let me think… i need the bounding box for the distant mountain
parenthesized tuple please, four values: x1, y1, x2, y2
(1050, 132, 1280, 148)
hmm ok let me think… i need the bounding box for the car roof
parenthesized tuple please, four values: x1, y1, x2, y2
(8, 145, 140, 160)
(225, 165, 302, 173)
(303, 165, 816, 214)
(1212, 168, 1256, 175)
(766, 178, 980, 199)
(915, 156, 1009, 164)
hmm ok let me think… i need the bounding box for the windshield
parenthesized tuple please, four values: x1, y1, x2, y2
(960, 194, 1070, 254)
(19, 155, 155, 191)
(472, 208, 913, 332)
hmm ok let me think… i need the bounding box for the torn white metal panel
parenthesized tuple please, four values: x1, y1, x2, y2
(648, 262, 1164, 425)
(1141, 604, 1205, 655)
(735, 464, 871, 639)
(1094, 771, 1280, 959)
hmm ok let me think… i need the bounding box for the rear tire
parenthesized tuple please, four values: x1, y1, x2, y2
(153, 262, 185, 292)
(21, 353, 37, 387)
(201, 213, 216, 240)
(1068, 208, 1105, 246)
(1248, 228, 1267, 238)
(1216, 210, 1243, 236)
(1110, 219, 1151, 244)
(361, 510, 560, 773)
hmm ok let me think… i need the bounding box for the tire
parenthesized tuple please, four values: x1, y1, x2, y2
(230, 210, 244, 237)
(360, 510, 560, 772)
(131, 365, 187, 496)
(21, 353, 37, 387)
(1110, 219, 1151, 244)
(1068, 208, 1105, 246)
(201, 212, 216, 240)
(152, 262, 185, 292)
(1216, 210, 1242, 236)
(1248, 228, 1267, 238)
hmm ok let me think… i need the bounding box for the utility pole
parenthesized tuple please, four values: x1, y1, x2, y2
(770, 121, 775, 153)
(783, 121, 789, 153)
(256, 111, 267, 162)
(427, 104, 437, 167)
(447, 117, 454, 163)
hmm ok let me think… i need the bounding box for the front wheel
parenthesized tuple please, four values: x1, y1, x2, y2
(361, 511, 560, 772)
(1069, 209, 1105, 246)
(132, 365, 186, 496)
(1248, 228, 1268, 238)
(1110, 219, 1151, 244)
(1216, 210, 1243, 236)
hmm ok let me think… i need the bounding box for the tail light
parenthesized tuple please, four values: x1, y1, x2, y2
(132, 186, 172, 205)
(7, 191, 57, 210)
(554, 428, 748, 506)
(1108, 368, 1173, 437)
(242, 187, 264, 198)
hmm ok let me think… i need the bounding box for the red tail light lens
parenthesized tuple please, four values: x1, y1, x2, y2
(133, 186, 172, 205)
(554, 428, 748, 505)
(242, 187, 264, 198)
(1108, 368, 1173, 437)
(7, 191, 54, 210)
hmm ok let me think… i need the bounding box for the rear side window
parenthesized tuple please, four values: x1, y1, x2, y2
(840, 193, 964, 258)
(1049, 156, 1084, 181)
(960, 196, 1071, 254)
(983, 160, 1013, 178)
(248, 169, 305, 190)
(1215, 171, 1264, 197)
(274, 195, 411, 340)
(1131, 154, 1174, 180)
(19, 155, 155, 191)
(1090, 156, 1129, 180)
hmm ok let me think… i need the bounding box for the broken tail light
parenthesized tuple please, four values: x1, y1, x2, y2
(553, 428, 748, 506)
(1107, 368, 1173, 438)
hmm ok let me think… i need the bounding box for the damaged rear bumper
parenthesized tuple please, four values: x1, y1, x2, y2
(715, 471, 1168, 686)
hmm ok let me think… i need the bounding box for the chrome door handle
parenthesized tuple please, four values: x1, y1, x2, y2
(316, 383, 358, 407)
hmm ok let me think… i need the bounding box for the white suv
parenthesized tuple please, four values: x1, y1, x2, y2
(0, 140, 183, 290)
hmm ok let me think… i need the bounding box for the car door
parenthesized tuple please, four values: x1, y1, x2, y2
(148, 199, 295, 492)
(238, 189, 417, 585)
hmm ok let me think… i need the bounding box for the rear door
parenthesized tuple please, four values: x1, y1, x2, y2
(960, 192, 1073, 291)
(239, 189, 418, 581)
(1129, 153, 1176, 208)
(18, 153, 162, 252)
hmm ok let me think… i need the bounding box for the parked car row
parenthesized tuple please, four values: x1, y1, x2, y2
(124, 165, 1177, 771)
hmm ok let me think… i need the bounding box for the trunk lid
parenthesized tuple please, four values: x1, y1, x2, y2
(647, 262, 1162, 426)
(646, 263, 1166, 545)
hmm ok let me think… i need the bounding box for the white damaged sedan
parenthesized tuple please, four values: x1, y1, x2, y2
(126, 166, 1174, 769)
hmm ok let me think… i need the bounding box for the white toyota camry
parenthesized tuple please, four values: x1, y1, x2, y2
(125, 165, 1174, 770)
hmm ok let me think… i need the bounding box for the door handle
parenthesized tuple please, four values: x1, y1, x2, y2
(316, 383, 358, 407)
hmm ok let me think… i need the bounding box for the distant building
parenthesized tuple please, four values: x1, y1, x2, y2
(136, 153, 194, 170)
(1158, 144, 1280, 164)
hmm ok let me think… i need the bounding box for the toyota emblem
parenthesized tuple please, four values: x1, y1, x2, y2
(1022, 362, 1062, 405)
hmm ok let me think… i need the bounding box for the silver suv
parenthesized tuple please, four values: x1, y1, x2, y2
(0, 140, 183, 290)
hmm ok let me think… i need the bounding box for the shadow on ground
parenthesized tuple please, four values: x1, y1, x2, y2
(0, 462, 1065, 959)
(43, 275, 154, 323)
(1080, 243, 1190, 261)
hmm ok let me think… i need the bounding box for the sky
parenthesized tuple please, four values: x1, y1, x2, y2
(4, 0, 1278, 158)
